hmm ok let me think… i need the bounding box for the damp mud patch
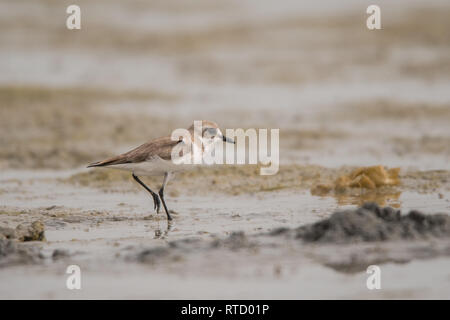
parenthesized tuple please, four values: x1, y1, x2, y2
(127, 231, 256, 265)
(125, 203, 450, 275)
(270, 203, 450, 272)
(66, 164, 337, 195)
(0, 239, 44, 267)
(293, 202, 450, 244)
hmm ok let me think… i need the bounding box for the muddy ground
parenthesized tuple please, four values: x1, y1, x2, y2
(1, 0, 450, 299)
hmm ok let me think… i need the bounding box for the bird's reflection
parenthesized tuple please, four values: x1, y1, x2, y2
(153, 220, 172, 239)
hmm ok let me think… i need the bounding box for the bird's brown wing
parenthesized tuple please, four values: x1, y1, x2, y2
(87, 136, 180, 167)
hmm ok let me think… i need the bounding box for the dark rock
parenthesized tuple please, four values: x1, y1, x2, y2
(296, 202, 450, 244)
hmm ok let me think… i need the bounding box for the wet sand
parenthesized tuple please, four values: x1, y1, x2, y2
(1, 0, 450, 299)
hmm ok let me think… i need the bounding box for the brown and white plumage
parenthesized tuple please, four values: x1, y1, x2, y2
(87, 120, 234, 221)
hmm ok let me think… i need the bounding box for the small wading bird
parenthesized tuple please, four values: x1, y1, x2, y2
(87, 120, 235, 221)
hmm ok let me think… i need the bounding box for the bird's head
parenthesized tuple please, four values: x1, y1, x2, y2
(188, 120, 235, 145)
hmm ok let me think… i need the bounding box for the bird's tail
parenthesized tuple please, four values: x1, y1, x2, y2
(87, 161, 104, 168)
(87, 154, 128, 168)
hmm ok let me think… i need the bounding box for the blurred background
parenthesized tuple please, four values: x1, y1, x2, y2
(1, 0, 449, 171)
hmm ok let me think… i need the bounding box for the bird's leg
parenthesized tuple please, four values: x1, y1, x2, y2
(159, 172, 173, 221)
(132, 173, 161, 213)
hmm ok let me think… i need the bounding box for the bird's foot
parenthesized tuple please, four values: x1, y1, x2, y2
(152, 193, 161, 213)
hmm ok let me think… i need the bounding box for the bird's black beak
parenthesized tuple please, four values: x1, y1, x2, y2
(222, 135, 235, 144)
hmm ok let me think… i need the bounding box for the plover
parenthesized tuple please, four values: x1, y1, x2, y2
(87, 120, 235, 221)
